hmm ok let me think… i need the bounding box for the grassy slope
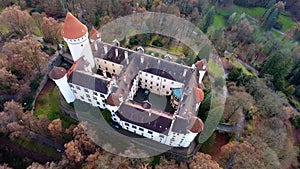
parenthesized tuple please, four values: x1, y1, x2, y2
(235, 5, 266, 19)
(34, 82, 77, 128)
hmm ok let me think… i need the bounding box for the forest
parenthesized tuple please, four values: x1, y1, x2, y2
(0, 0, 300, 168)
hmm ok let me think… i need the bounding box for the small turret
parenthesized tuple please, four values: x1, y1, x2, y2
(49, 67, 75, 103)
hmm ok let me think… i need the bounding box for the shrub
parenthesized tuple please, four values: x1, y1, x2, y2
(30, 79, 40, 90)
(29, 8, 42, 15)
(129, 37, 139, 45)
(152, 40, 163, 47)
(292, 115, 300, 129)
(273, 21, 283, 30)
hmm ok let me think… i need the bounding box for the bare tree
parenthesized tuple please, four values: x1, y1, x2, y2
(0, 6, 34, 36)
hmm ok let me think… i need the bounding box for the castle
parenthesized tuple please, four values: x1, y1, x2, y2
(49, 12, 207, 148)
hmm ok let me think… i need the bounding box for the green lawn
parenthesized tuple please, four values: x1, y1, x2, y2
(208, 59, 225, 78)
(235, 5, 266, 19)
(213, 14, 226, 29)
(33, 27, 42, 36)
(0, 23, 9, 34)
(278, 14, 296, 32)
(217, 7, 235, 18)
(168, 45, 184, 55)
(234, 5, 296, 33)
(34, 81, 77, 128)
(231, 58, 256, 76)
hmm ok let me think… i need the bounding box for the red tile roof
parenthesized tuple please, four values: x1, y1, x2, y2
(193, 87, 204, 103)
(89, 27, 101, 41)
(195, 59, 208, 70)
(61, 12, 88, 39)
(107, 93, 122, 106)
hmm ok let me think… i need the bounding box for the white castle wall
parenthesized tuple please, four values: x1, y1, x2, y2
(64, 32, 95, 68)
(53, 75, 75, 103)
(138, 71, 184, 96)
(69, 83, 108, 109)
(94, 58, 123, 75)
(128, 75, 140, 100)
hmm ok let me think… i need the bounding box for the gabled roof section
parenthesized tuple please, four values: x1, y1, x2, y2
(68, 71, 109, 94)
(61, 12, 88, 39)
(89, 27, 101, 41)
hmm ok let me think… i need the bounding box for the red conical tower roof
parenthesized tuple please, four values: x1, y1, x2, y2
(61, 12, 88, 39)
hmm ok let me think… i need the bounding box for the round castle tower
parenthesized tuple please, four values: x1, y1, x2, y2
(61, 12, 95, 68)
(49, 67, 75, 103)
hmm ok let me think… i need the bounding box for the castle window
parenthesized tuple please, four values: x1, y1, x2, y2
(148, 131, 153, 134)
(112, 63, 114, 66)
(166, 91, 169, 94)
(145, 79, 147, 83)
(113, 69, 115, 73)
(86, 94, 90, 98)
(88, 99, 91, 102)
(159, 135, 164, 138)
(139, 128, 144, 131)
(150, 81, 153, 85)
(93, 92, 98, 95)
(93, 96, 97, 100)
(73, 90, 77, 94)
(157, 77, 160, 80)
(125, 123, 129, 126)
(100, 94, 105, 98)
(164, 79, 166, 82)
(156, 83, 159, 86)
(69, 84, 73, 87)
(76, 86, 81, 90)
(84, 89, 88, 93)
(132, 125, 137, 129)
(171, 81, 174, 84)
(162, 85, 165, 88)
(97, 101, 100, 105)
(81, 96, 84, 100)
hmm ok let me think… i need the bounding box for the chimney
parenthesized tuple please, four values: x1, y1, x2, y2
(94, 42, 98, 51)
(125, 51, 129, 64)
(141, 55, 144, 64)
(183, 69, 187, 77)
(103, 70, 107, 78)
(104, 45, 108, 54)
(115, 48, 118, 57)
(137, 46, 144, 53)
(191, 64, 195, 70)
